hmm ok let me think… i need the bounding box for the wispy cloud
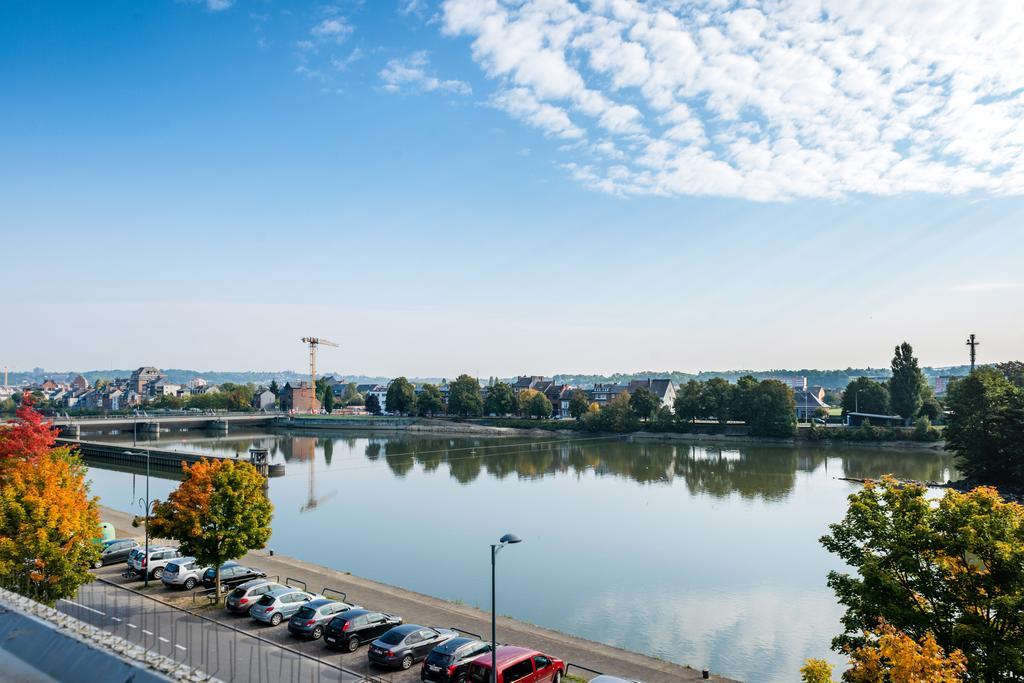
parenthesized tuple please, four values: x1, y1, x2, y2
(948, 282, 1024, 293)
(311, 18, 353, 43)
(442, 0, 1024, 201)
(379, 51, 471, 95)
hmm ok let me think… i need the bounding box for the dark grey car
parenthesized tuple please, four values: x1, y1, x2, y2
(287, 598, 360, 640)
(94, 539, 140, 568)
(369, 625, 460, 670)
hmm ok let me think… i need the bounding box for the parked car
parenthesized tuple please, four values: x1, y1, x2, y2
(201, 561, 265, 589)
(466, 646, 565, 683)
(287, 598, 361, 640)
(94, 539, 140, 568)
(324, 609, 403, 652)
(129, 547, 183, 580)
(226, 579, 287, 615)
(422, 637, 493, 683)
(161, 557, 209, 590)
(369, 625, 459, 670)
(249, 587, 320, 626)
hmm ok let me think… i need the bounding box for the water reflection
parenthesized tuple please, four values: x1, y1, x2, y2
(108, 431, 960, 501)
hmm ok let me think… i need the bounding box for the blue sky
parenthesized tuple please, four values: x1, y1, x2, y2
(2, 0, 1023, 376)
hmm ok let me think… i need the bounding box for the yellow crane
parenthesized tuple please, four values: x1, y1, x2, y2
(299, 337, 339, 514)
(300, 336, 339, 414)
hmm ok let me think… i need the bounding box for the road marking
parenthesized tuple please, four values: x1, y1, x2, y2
(58, 599, 105, 616)
(142, 629, 154, 636)
(127, 623, 138, 629)
(175, 645, 187, 652)
(111, 617, 122, 622)
(158, 637, 169, 643)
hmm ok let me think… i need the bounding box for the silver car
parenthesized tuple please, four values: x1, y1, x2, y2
(161, 557, 209, 590)
(226, 579, 287, 615)
(129, 546, 182, 580)
(249, 587, 321, 626)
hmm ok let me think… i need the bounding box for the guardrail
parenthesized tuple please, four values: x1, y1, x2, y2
(565, 662, 604, 680)
(321, 588, 347, 603)
(286, 577, 308, 592)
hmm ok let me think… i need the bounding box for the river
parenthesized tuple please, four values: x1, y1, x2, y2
(82, 430, 958, 683)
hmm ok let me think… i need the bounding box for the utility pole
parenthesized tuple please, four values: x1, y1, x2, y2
(966, 334, 980, 372)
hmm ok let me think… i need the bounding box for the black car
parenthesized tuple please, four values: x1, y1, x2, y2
(369, 625, 459, 670)
(421, 637, 493, 683)
(323, 609, 403, 652)
(201, 561, 265, 589)
(93, 539, 140, 569)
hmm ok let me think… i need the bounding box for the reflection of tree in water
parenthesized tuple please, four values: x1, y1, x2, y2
(834, 448, 958, 483)
(365, 441, 382, 461)
(383, 441, 415, 477)
(674, 446, 800, 501)
(322, 438, 333, 466)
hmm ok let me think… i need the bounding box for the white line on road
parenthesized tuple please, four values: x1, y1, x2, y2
(58, 599, 105, 616)
(127, 623, 138, 629)
(175, 645, 187, 652)
(158, 637, 169, 643)
(142, 629, 154, 636)
(111, 617, 122, 622)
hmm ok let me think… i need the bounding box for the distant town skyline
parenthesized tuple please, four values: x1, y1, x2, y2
(2, 1, 1022, 374)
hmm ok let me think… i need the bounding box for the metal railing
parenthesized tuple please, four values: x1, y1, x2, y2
(565, 662, 604, 680)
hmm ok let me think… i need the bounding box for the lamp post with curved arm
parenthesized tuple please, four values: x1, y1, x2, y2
(126, 450, 153, 587)
(490, 533, 522, 682)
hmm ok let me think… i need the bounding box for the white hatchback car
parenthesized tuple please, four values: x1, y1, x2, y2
(161, 557, 209, 590)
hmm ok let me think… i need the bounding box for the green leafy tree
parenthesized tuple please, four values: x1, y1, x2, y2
(568, 389, 590, 420)
(674, 380, 703, 423)
(841, 378, 891, 416)
(416, 384, 444, 416)
(341, 382, 362, 405)
(732, 375, 760, 422)
(945, 366, 1024, 485)
(150, 459, 272, 600)
(385, 378, 416, 416)
(447, 375, 483, 417)
(528, 392, 553, 419)
(268, 379, 279, 396)
(701, 377, 734, 423)
(483, 382, 515, 416)
(365, 394, 382, 415)
(890, 342, 926, 422)
(820, 477, 1024, 682)
(748, 380, 796, 437)
(629, 387, 661, 421)
(583, 393, 639, 433)
(321, 386, 334, 414)
(996, 361, 1024, 389)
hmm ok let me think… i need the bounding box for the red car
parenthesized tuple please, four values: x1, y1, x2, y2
(467, 646, 564, 683)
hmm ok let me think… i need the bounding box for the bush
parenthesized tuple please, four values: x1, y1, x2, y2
(913, 416, 941, 442)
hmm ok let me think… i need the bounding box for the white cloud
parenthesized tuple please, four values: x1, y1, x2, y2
(948, 282, 1024, 293)
(442, 0, 1024, 201)
(379, 51, 472, 95)
(311, 18, 353, 43)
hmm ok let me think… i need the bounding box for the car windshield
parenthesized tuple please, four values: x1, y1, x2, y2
(295, 606, 316, 619)
(378, 630, 406, 645)
(256, 595, 275, 606)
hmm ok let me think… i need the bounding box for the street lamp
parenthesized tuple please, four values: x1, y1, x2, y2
(490, 533, 522, 683)
(126, 450, 153, 587)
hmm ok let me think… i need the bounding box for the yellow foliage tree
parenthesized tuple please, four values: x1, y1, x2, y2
(801, 659, 835, 683)
(844, 621, 967, 683)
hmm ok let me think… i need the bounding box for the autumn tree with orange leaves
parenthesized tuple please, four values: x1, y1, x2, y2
(0, 401, 100, 604)
(150, 458, 272, 600)
(821, 477, 1024, 681)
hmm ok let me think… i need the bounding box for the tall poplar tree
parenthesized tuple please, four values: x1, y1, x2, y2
(889, 342, 926, 422)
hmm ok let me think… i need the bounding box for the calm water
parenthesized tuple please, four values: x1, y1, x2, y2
(83, 430, 958, 683)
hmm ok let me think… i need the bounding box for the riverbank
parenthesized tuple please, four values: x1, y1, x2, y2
(284, 415, 947, 452)
(99, 505, 736, 683)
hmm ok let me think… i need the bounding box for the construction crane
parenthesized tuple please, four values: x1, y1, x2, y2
(300, 337, 339, 414)
(298, 338, 339, 514)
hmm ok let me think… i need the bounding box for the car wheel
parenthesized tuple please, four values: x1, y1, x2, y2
(346, 636, 360, 652)
(401, 655, 414, 670)
(312, 626, 323, 640)
(184, 578, 196, 590)
(552, 671, 561, 683)
(153, 567, 164, 580)
(270, 613, 283, 626)
(93, 559, 104, 569)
